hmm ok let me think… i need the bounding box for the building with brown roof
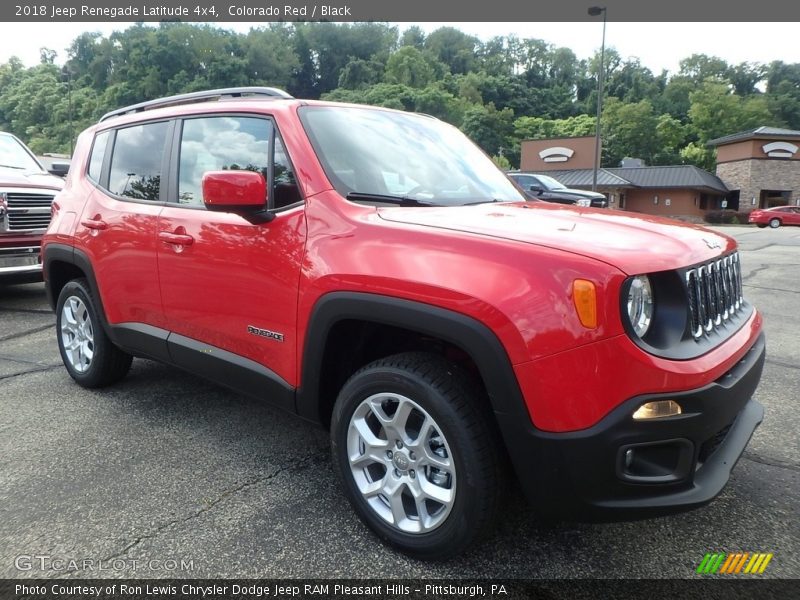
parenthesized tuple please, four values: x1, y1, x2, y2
(519, 135, 729, 218)
(708, 126, 800, 211)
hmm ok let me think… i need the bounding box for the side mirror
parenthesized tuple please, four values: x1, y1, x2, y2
(48, 162, 70, 178)
(529, 185, 544, 195)
(202, 170, 273, 223)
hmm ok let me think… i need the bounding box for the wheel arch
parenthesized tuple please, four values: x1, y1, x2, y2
(296, 292, 530, 431)
(44, 244, 109, 328)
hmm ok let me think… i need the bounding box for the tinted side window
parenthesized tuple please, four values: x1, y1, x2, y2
(88, 131, 109, 182)
(108, 122, 168, 201)
(178, 116, 271, 206)
(514, 175, 537, 188)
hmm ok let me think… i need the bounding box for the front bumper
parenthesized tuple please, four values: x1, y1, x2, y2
(497, 332, 765, 519)
(0, 245, 42, 282)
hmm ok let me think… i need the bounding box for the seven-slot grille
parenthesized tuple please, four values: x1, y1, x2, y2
(5, 192, 54, 231)
(685, 252, 744, 339)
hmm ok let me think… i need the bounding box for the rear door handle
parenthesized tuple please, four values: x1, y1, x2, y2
(81, 218, 108, 230)
(159, 231, 194, 246)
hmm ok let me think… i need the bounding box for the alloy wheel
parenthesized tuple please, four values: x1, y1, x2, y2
(346, 392, 457, 534)
(60, 296, 94, 373)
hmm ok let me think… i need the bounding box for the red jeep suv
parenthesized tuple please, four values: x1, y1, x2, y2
(42, 88, 765, 559)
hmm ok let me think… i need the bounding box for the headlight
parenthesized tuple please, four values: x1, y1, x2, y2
(576, 198, 591, 207)
(626, 275, 654, 338)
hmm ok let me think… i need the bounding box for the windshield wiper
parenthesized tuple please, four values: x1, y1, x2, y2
(462, 198, 510, 206)
(346, 192, 434, 207)
(0, 164, 26, 170)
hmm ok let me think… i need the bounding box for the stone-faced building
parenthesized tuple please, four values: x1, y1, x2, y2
(708, 127, 800, 211)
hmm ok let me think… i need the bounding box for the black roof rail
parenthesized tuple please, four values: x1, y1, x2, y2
(99, 87, 294, 122)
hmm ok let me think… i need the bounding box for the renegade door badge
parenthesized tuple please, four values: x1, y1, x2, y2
(247, 325, 285, 342)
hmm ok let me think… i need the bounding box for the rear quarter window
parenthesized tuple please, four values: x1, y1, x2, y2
(88, 131, 109, 182)
(108, 121, 169, 201)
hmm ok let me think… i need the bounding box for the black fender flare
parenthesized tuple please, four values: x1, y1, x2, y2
(296, 291, 530, 428)
(43, 244, 105, 320)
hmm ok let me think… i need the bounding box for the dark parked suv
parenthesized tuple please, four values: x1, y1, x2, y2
(508, 171, 608, 208)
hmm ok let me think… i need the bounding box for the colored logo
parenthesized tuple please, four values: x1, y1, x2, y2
(697, 552, 773, 575)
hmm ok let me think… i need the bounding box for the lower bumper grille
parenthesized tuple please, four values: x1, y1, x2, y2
(698, 424, 732, 465)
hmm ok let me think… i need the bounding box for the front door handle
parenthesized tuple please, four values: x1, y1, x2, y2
(81, 218, 108, 230)
(159, 231, 194, 246)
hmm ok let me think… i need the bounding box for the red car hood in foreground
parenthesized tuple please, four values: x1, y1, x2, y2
(378, 202, 734, 275)
(0, 167, 64, 190)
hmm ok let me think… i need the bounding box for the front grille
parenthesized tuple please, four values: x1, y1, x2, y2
(686, 253, 744, 339)
(5, 192, 54, 231)
(6, 192, 55, 207)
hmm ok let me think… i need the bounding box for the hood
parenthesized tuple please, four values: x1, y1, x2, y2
(377, 202, 735, 275)
(0, 166, 64, 191)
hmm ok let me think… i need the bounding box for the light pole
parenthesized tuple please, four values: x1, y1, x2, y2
(61, 65, 74, 156)
(588, 6, 607, 193)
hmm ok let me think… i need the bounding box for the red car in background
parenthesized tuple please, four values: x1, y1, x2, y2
(748, 205, 800, 228)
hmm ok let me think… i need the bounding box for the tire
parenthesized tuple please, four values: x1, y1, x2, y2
(56, 278, 132, 388)
(769, 218, 781, 228)
(330, 352, 504, 559)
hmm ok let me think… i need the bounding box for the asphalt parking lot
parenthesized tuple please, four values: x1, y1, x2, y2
(0, 225, 798, 580)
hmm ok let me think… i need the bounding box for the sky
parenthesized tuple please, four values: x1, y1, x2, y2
(1, 21, 800, 76)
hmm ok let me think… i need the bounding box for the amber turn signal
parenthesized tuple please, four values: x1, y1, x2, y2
(572, 279, 597, 329)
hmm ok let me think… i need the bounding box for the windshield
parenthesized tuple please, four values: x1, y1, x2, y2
(299, 106, 525, 206)
(533, 174, 567, 191)
(0, 134, 42, 171)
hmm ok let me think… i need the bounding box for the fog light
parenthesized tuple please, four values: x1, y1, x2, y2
(632, 400, 682, 420)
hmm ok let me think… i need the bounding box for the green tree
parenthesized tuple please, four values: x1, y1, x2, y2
(687, 81, 774, 142)
(413, 85, 466, 124)
(680, 143, 715, 171)
(39, 48, 57, 65)
(601, 98, 687, 167)
(384, 47, 436, 88)
(728, 62, 766, 96)
(66, 32, 115, 90)
(513, 114, 596, 141)
(424, 27, 477, 75)
(298, 22, 398, 96)
(338, 58, 385, 89)
(243, 25, 300, 88)
(400, 26, 425, 49)
(655, 75, 695, 121)
(460, 103, 514, 156)
(604, 59, 665, 104)
(477, 36, 517, 77)
(679, 54, 730, 82)
(765, 61, 800, 129)
(6, 21, 800, 168)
